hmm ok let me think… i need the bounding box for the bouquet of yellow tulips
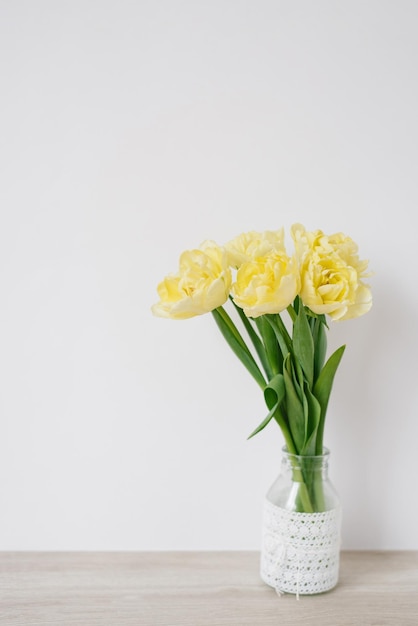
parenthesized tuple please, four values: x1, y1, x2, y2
(152, 224, 372, 459)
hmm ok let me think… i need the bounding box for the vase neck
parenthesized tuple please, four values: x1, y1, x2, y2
(281, 448, 330, 479)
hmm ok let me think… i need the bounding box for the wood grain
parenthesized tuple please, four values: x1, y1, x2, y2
(0, 551, 417, 625)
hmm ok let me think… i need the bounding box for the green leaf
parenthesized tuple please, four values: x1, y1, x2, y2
(293, 304, 314, 388)
(300, 384, 321, 456)
(283, 354, 306, 453)
(255, 316, 282, 377)
(212, 308, 266, 390)
(313, 344, 346, 415)
(313, 344, 346, 454)
(265, 315, 292, 360)
(264, 373, 285, 411)
(313, 318, 327, 382)
(291, 350, 305, 400)
(247, 374, 285, 439)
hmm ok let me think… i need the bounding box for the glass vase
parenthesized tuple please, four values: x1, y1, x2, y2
(260, 447, 341, 596)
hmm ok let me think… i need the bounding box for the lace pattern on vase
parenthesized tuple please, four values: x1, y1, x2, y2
(260, 499, 342, 596)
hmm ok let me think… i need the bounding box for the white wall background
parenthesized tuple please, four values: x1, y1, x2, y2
(1, 0, 417, 551)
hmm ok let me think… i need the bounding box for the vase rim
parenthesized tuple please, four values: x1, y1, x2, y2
(281, 446, 330, 459)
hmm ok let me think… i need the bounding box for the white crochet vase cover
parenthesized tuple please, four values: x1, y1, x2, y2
(260, 499, 342, 595)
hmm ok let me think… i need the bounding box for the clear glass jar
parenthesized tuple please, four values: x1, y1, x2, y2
(260, 448, 342, 596)
(266, 447, 340, 513)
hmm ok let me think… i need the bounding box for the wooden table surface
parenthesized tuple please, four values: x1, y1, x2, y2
(1, 551, 417, 625)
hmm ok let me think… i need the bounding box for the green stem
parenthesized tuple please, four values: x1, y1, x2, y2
(212, 307, 266, 390)
(231, 301, 273, 380)
(281, 440, 315, 513)
(215, 306, 249, 349)
(266, 315, 292, 358)
(315, 423, 324, 456)
(312, 477, 326, 512)
(286, 303, 297, 323)
(274, 410, 296, 455)
(296, 479, 315, 513)
(286, 464, 314, 513)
